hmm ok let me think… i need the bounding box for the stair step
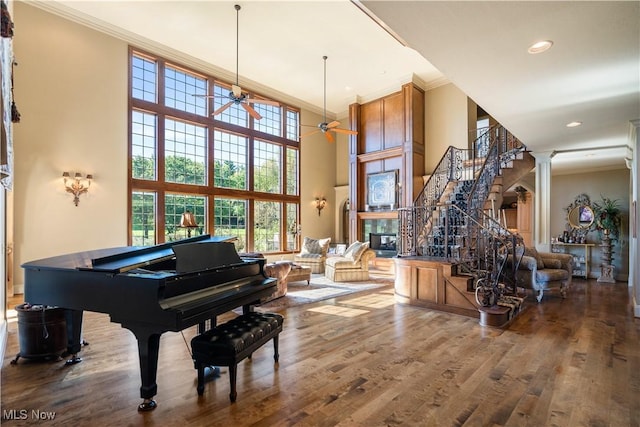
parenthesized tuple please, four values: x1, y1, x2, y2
(478, 305, 513, 327)
(478, 296, 525, 328)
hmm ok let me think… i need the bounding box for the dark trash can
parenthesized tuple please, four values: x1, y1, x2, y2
(11, 303, 67, 364)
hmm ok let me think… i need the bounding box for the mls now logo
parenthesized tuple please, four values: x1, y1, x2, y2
(3, 409, 56, 420)
(2, 409, 28, 420)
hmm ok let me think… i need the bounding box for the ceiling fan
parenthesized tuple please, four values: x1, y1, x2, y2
(301, 56, 358, 143)
(200, 5, 279, 120)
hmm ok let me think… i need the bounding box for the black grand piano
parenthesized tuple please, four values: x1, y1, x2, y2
(21, 235, 276, 411)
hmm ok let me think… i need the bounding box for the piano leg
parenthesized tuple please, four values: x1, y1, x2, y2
(124, 325, 162, 412)
(64, 309, 83, 365)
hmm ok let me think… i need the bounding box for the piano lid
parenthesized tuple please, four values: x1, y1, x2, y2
(172, 241, 243, 274)
(86, 235, 238, 273)
(21, 235, 238, 274)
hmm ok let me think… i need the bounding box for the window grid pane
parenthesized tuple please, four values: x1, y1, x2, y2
(254, 201, 280, 252)
(253, 140, 281, 193)
(213, 131, 247, 190)
(286, 203, 299, 251)
(164, 118, 207, 185)
(131, 191, 156, 246)
(214, 84, 248, 127)
(165, 194, 207, 240)
(132, 55, 157, 103)
(286, 147, 298, 195)
(214, 197, 247, 253)
(131, 110, 157, 180)
(254, 104, 282, 136)
(130, 51, 300, 252)
(165, 65, 207, 116)
(286, 109, 299, 141)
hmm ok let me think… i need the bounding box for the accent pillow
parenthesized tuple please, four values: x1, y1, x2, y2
(524, 247, 544, 269)
(344, 241, 370, 262)
(343, 241, 360, 258)
(300, 237, 331, 255)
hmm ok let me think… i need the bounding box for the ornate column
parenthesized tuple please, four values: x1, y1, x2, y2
(532, 151, 555, 252)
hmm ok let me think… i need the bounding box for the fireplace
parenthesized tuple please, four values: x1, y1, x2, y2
(369, 233, 397, 257)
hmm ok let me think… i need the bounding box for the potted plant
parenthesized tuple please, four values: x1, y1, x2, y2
(592, 196, 622, 241)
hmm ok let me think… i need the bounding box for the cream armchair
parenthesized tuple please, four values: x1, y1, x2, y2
(325, 241, 376, 282)
(294, 237, 331, 273)
(506, 247, 573, 302)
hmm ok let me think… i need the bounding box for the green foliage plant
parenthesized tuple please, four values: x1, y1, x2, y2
(592, 196, 622, 242)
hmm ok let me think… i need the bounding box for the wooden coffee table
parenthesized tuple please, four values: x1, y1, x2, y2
(286, 265, 311, 285)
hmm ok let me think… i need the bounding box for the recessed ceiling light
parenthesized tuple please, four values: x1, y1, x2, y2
(566, 121, 583, 128)
(528, 40, 553, 54)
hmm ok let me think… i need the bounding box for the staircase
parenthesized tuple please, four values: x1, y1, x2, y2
(397, 125, 533, 323)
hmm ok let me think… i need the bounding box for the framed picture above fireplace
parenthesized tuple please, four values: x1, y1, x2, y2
(366, 170, 398, 209)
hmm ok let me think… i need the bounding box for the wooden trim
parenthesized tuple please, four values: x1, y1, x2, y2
(127, 48, 301, 250)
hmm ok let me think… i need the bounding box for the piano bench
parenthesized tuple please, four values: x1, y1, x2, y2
(191, 312, 284, 402)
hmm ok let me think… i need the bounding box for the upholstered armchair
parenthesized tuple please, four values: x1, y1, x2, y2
(294, 237, 331, 273)
(325, 241, 376, 282)
(239, 252, 292, 303)
(262, 262, 292, 303)
(506, 247, 573, 302)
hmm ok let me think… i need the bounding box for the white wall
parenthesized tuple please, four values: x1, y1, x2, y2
(424, 83, 469, 173)
(12, 3, 128, 290)
(298, 109, 337, 251)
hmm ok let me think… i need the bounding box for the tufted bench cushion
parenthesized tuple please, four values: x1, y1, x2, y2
(191, 312, 284, 402)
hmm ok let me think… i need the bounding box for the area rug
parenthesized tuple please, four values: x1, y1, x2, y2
(255, 274, 393, 311)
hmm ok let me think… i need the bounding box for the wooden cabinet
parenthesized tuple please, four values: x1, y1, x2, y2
(517, 192, 533, 247)
(393, 257, 479, 318)
(551, 242, 595, 278)
(503, 208, 517, 230)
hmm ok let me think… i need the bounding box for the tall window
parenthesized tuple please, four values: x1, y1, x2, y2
(129, 48, 300, 253)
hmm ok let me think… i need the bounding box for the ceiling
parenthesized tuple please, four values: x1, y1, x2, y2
(32, 1, 639, 174)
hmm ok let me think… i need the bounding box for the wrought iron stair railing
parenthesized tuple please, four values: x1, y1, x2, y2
(397, 125, 527, 303)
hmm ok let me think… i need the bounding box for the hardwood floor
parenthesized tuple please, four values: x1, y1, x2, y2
(2, 278, 639, 426)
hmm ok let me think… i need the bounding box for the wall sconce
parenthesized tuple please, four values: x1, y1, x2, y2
(179, 210, 199, 238)
(62, 172, 92, 206)
(314, 197, 326, 216)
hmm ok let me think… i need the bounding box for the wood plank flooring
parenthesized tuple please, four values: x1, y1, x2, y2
(2, 278, 639, 426)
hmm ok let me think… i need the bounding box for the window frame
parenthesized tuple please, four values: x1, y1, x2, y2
(128, 47, 301, 254)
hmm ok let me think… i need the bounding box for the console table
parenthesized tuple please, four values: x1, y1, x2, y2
(550, 242, 595, 278)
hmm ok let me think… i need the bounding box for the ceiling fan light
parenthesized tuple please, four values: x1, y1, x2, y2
(528, 40, 553, 54)
(210, 4, 278, 120)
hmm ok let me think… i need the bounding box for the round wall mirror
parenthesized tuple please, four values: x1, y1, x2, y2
(568, 205, 594, 229)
